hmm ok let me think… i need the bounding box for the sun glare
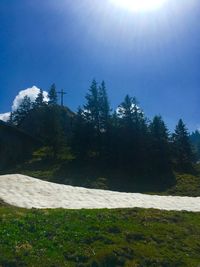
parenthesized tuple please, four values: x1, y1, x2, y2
(111, 0, 166, 12)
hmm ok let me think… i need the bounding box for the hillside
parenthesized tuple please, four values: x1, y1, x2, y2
(1, 205, 200, 267)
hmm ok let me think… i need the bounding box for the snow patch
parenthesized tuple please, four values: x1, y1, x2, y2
(0, 174, 200, 211)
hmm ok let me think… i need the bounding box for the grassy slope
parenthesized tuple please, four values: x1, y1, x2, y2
(1, 206, 200, 267)
(166, 173, 200, 197)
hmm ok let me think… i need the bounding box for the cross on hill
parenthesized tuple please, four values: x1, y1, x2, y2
(57, 89, 67, 106)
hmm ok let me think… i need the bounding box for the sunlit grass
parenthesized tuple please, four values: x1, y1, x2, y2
(1, 206, 200, 266)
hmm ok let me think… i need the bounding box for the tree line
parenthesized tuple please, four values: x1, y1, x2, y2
(6, 80, 196, 188)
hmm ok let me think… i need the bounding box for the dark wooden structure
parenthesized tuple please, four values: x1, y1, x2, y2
(0, 121, 41, 170)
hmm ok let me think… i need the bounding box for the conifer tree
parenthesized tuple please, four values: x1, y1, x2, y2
(98, 81, 112, 159)
(190, 130, 200, 160)
(84, 80, 100, 130)
(82, 80, 100, 157)
(150, 116, 169, 142)
(107, 111, 121, 164)
(72, 107, 89, 158)
(149, 116, 170, 165)
(117, 95, 137, 126)
(48, 84, 57, 106)
(172, 119, 194, 172)
(149, 115, 173, 186)
(98, 81, 110, 132)
(117, 95, 145, 168)
(11, 96, 32, 126)
(34, 89, 44, 108)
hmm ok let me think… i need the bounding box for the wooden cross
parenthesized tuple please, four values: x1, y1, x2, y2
(57, 89, 67, 106)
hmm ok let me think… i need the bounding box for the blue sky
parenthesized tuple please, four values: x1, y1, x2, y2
(0, 0, 199, 131)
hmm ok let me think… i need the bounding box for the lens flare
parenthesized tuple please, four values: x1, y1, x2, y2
(111, 0, 167, 12)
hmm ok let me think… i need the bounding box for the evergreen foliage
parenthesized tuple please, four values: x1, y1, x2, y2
(84, 79, 100, 130)
(10, 96, 32, 126)
(34, 89, 45, 108)
(98, 81, 111, 132)
(48, 83, 57, 106)
(149, 116, 173, 185)
(72, 107, 90, 159)
(172, 119, 194, 172)
(190, 130, 200, 160)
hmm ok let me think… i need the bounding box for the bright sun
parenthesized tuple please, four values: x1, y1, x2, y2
(111, 0, 166, 12)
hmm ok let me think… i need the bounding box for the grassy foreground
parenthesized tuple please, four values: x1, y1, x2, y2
(1, 206, 200, 267)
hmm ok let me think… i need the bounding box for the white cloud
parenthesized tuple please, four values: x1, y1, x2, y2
(0, 86, 48, 122)
(0, 112, 11, 122)
(12, 86, 48, 111)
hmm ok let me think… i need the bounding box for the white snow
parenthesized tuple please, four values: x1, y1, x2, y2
(0, 174, 200, 212)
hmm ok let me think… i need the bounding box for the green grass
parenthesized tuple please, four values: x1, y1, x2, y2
(166, 173, 200, 197)
(1, 206, 200, 267)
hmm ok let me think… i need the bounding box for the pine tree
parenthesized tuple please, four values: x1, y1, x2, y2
(149, 115, 173, 186)
(11, 96, 32, 126)
(149, 116, 170, 166)
(117, 95, 134, 166)
(117, 95, 145, 169)
(150, 116, 169, 143)
(98, 81, 110, 132)
(108, 111, 121, 164)
(48, 84, 57, 106)
(72, 107, 89, 158)
(82, 80, 101, 157)
(172, 119, 194, 172)
(117, 95, 137, 126)
(34, 89, 44, 108)
(98, 81, 112, 159)
(190, 130, 200, 160)
(84, 79, 100, 131)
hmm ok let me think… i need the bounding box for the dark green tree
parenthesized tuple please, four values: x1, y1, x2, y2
(18, 104, 74, 160)
(34, 89, 45, 108)
(149, 116, 174, 186)
(117, 95, 147, 169)
(117, 95, 137, 126)
(72, 107, 90, 159)
(107, 111, 121, 164)
(98, 81, 112, 159)
(149, 116, 170, 167)
(172, 119, 194, 172)
(84, 80, 99, 129)
(83, 80, 101, 157)
(11, 96, 32, 126)
(98, 81, 111, 132)
(190, 130, 200, 161)
(48, 84, 57, 106)
(117, 95, 136, 166)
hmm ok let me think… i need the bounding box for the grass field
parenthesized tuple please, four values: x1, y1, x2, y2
(1, 205, 200, 267)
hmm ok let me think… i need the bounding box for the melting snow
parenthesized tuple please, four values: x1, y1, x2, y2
(0, 174, 200, 212)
